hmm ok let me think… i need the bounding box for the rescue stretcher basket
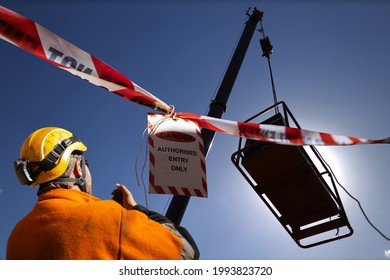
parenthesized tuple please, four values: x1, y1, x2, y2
(231, 101, 353, 248)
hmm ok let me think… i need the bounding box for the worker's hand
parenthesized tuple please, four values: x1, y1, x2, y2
(115, 183, 137, 210)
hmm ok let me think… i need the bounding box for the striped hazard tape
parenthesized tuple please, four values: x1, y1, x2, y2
(1, 5, 390, 147)
(0, 6, 171, 113)
(176, 112, 390, 146)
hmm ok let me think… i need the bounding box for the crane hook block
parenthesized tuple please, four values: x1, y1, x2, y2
(260, 36, 273, 58)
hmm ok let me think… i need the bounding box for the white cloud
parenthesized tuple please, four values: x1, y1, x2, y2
(0, 188, 3, 195)
(385, 249, 390, 258)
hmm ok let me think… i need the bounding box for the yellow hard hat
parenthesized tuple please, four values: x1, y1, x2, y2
(14, 127, 87, 187)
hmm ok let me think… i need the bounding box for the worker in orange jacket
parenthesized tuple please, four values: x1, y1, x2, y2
(7, 127, 199, 260)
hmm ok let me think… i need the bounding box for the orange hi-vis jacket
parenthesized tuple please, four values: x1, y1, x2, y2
(6, 188, 184, 260)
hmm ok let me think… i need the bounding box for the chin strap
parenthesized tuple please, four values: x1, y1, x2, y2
(49, 156, 87, 193)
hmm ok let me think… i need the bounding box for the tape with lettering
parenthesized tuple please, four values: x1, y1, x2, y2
(0, 5, 172, 113)
(1, 6, 390, 147)
(176, 112, 390, 146)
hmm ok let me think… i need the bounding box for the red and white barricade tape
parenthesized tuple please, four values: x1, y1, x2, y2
(0, 6, 172, 113)
(1, 5, 390, 147)
(176, 112, 390, 146)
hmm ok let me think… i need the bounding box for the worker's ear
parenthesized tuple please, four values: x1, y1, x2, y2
(73, 160, 83, 177)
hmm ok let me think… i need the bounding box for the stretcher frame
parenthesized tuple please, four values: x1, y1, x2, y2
(231, 101, 353, 248)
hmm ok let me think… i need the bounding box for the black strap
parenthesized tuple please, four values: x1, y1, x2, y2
(26, 136, 81, 183)
(48, 155, 87, 193)
(40, 136, 80, 171)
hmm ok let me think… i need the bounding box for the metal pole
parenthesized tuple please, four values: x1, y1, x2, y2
(165, 8, 263, 225)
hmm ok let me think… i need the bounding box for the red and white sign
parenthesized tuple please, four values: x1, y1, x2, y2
(148, 113, 207, 198)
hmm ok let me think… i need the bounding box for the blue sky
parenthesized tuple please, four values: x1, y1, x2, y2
(1, 0, 390, 260)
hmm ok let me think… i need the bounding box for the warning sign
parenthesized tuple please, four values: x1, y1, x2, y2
(148, 113, 207, 197)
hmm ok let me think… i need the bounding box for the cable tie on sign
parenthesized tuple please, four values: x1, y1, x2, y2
(168, 105, 178, 120)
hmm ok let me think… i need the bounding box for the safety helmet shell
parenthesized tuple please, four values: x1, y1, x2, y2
(20, 127, 87, 187)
